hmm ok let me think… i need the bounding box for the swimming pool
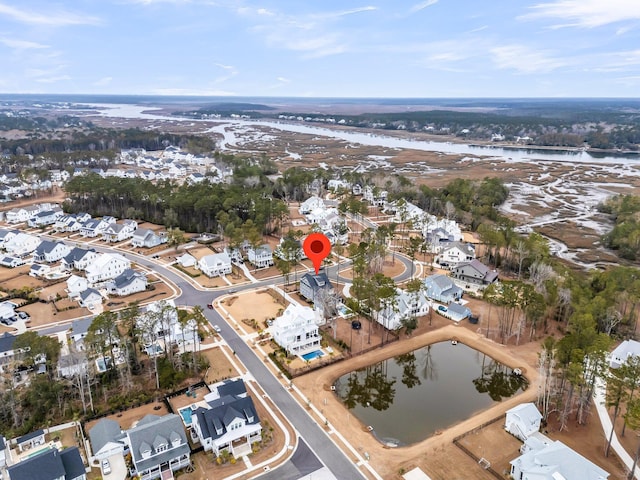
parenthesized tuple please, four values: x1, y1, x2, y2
(27, 445, 51, 458)
(178, 407, 193, 426)
(301, 350, 324, 361)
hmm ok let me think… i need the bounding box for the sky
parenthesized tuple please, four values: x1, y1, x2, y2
(1, 0, 640, 98)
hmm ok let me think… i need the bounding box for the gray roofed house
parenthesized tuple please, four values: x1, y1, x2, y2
(609, 339, 640, 369)
(57, 352, 89, 379)
(452, 259, 498, 286)
(131, 228, 167, 248)
(124, 414, 190, 480)
(108, 268, 148, 296)
(7, 446, 86, 480)
(423, 274, 463, 303)
(191, 379, 262, 458)
(443, 302, 472, 323)
(510, 439, 608, 480)
(88, 418, 124, 460)
(70, 317, 94, 347)
(32, 240, 71, 263)
(61, 247, 97, 271)
(505, 403, 542, 441)
(78, 288, 103, 310)
(299, 271, 334, 304)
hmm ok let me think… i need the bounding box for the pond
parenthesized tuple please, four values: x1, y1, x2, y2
(334, 342, 528, 446)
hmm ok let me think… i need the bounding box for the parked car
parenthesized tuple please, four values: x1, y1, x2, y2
(213, 325, 221, 333)
(207, 303, 214, 310)
(102, 459, 111, 475)
(17, 311, 30, 321)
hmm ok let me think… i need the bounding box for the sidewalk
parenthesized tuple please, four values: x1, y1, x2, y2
(594, 376, 640, 479)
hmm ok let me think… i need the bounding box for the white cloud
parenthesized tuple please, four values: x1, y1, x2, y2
(93, 77, 113, 87)
(522, 0, 640, 28)
(0, 38, 48, 49)
(0, 2, 101, 26)
(491, 44, 566, 73)
(213, 63, 238, 84)
(409, 0, 438, 14)
(277, 76, 290, 83)
(36, 75, 71, 84)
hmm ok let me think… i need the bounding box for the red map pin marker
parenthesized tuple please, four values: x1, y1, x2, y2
(303, 232, 331, 274)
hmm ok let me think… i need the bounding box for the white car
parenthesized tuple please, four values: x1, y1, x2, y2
(102, 459, 111, 475)
(213, 325, 221, 333)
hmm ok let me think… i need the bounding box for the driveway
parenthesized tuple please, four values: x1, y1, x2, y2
(103, 453, 127, 480)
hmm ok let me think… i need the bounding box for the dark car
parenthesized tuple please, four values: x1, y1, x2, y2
(351, 320, 362, 330)
(207, 304, 214, 310)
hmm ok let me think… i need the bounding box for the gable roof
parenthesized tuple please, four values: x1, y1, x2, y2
(301, 272, 333, 290)
(59, 446, 86, 479)
(89, 418, 122, 454)
(16, 428, 45, 444)
(6, 448, 66, 480)
(71, 317, 94, 337)
(113, 269, 145, 289)
(127, 414, 189, 473)
(195, 395, 260, 441)
(0, 332, 16, 353)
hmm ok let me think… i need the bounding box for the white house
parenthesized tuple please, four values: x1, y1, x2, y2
(131, 228, 168, 248)
(78, 288, 103, 310)
(57, 352, 89, 378)
(247, 244, 274, 268)
(124, 414, 191, 480)
(29, 263, 52, 278)
(0, 228, 19, 248)
(62, 247, 98, 271)
(509, 440, 609, 480)
(108, 269, 148, 296)
(363, 186, 387, 207)
(436, 242, 476, 267)
(80, 216, 116, 238)
(88, 418, 125, 462)
(0, 255, 25, 268)
(175, 253, 197, 268)
(32, 240, 71, 263)
(101, 220, 137, 243)
(191, 379, 262, 458)
(85, 253, 131, 283)
(198, 252, 232, 277)
(67, 274, 89, 297)
(424, 274, 463, 303)
(299, 196, 325, 215)
(505, 403, 542, 441)
(5, 205, 39, 224)
(376, 287, 430, 331)
(27, 209, 63, 228)
(609, 339, 640, 368)
(4, 232, 41, 256)
(272, 304, 322, 355)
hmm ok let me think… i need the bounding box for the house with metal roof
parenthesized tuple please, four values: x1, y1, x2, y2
(505, 403, 542, 441)
(6, 446, 86, 480)
(15, 429, 46, 452)
(424, 274, 463, 303)
(452, 259, 498, 287)
(88, 418, 125, 461)
(299, 271, 334, 304)
(107, 268, 148, 296)
(191, 379, 261, 458)
(509, 439, 609, 480)
(124, 414, 190, 480)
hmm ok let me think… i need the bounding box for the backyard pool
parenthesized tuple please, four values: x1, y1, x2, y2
(178, 407, 193, 426)
(334, 341, 527, 446)
(301, 350, 324, 362)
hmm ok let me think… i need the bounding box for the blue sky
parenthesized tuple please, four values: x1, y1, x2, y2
(1, 0, 640, 97)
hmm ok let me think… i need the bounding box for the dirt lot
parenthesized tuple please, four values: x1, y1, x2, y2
(221, 289, 288, 331)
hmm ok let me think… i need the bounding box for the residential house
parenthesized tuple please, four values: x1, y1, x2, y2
(272, 304, 322, 355)
(5, 205, 39, 224)
(0, 256, 25, 268)
(436, 242, 475, 267)
(124, 414, 190, 480)
(423, 274, 463, 303)
(16, 429, 46, 452)
(452, 259, 498, 287)
(0, 435, 6, 468)
(32, 240, 71, 263)
(57, 352, 89, 379)
(363, 185, 387, 207)
(70, 317, 94, 351)
(509, 440, 609, 480)
(66, 275, 89, 298)
(61, 247, 98, 271)
(423, 217, 463, 244)
(198, 252, 232, 277)
(101, 220, 137, 243)
(29, 263, 52, 278)
(327, 179, 351, 192)
(0, 331, 28, 366)
(7, 446, 86, 480)
(609, 339, 640, 369)
(0, 228, 19, 248)
(85, 253, 131, 283)
(4, 232, 41, 256)
(169, 163, 188, 177)
(299, 196, 324, 215)
(88, 418, 125, 461)
(192, 379, 262, 458)
(48, 169, 70, 183)
(299, 272, 334, 304)
(0, 300, 18, 321)
(505, 403, 542, 441)
(376, 287, 430, 331)
(53, 213, 89, 233)
(78, 288, 103, 310)
(131, 228, 168, 248)
(187, 172, 205, 184)
(79, 217, 116, 238)
(175, 253, 196, 268)
(108, 269, 148, 296)
(247, 244, 274, 268)
(27, 209, 63, 228)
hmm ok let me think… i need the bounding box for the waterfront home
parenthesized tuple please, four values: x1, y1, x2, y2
(424, 274, 463, 303)
(505, 403, 542, 441)
(272, 304, 322, 355)
(452, 259, 498, 287)
(435, 242, 475, 267)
